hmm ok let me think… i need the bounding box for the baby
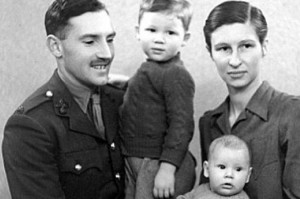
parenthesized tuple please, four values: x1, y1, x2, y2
(178, 135, 252, 199)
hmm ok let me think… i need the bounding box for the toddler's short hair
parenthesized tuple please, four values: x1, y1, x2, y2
(138, 0, 193, 31)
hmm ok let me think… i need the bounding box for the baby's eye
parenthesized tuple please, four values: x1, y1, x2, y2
(218, 165, 226, 169)
(236, 167, 243, 172)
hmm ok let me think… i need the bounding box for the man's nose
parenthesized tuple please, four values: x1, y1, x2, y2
(228, 50, 242, 68)
(95, 41, 112, 59)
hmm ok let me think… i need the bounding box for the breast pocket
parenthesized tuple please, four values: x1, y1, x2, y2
(247, 134, 282, 199)
(58, 148, 112, 198)
(59, 148, 106, 175)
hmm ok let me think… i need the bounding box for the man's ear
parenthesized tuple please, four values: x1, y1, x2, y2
(246, 167, 253, 183)
(203, 161, 210, 178)
(181, 32, 191, 47)
(135, 25, 140, 41)
(46, 34, 63, 58)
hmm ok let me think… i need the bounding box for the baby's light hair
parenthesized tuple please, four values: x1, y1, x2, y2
(208, 135, 251, 165)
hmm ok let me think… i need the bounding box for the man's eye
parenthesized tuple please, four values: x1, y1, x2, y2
(146, 28, 155, 32)
(84, 41, 94, 45)
(107, 38, 114, 43)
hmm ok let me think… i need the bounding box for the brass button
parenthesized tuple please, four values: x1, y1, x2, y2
(46, 90, 53, 97)
(115, 173, 121, 180)
(110, 142, 116, 150)
(75, 164, 82, 171)
(16, 105, 25, 114)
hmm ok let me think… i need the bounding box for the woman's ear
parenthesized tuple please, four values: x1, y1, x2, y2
(206, 45, 214, 60)
(262, 38, 268, 57)
(135, 25, 140, 41)
(203, 161, 210, 178)
(46, 34, 63, 58)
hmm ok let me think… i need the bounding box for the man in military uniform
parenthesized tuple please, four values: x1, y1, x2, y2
(2, 0, 125, 198)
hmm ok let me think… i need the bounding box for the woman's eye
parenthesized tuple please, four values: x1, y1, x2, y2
(242, 43, 253, 49)
(217, 46, 229, 52)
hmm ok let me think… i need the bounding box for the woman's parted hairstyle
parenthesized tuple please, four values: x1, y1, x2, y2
(45, 0, 108, 39)
(204, 1, 268, 52)
(138, 0, 193, 31)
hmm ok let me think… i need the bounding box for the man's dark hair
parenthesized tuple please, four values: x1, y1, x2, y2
(45, 0, 107, 39)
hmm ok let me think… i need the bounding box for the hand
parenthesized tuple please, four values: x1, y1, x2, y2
(153, 162, 176, 198)
(108, 73, 129, 85)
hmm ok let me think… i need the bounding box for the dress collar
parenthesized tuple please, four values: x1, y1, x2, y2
(211, 81, 273, 121)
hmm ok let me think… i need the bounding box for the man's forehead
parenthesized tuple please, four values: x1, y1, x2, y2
(68, 10, 114, 35)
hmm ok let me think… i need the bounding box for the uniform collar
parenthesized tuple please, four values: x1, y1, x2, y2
(48, 70, 101, 138)
(58, 70, 93, 114)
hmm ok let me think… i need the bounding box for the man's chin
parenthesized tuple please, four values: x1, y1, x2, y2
(96, 77, 109, 86)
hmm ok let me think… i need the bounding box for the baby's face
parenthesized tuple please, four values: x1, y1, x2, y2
(204, 146, 252, 196)
(136, 11, 189, 62)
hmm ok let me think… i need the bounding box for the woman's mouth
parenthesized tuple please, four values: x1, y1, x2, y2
(228, 71, 246, 78)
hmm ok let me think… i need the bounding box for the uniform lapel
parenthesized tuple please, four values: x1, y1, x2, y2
(49, 71, 101, 139)
(100, 85, 121, 144)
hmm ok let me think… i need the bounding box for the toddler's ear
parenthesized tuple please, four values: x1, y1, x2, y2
(182, 32, 191, 47)
(203, 161, 209, 178)
(135, 25, 140, 40)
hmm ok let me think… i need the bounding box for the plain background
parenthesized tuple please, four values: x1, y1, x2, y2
(1, 0, 300, 198)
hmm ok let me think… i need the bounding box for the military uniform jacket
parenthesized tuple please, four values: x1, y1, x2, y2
(2, 70, 125, 199)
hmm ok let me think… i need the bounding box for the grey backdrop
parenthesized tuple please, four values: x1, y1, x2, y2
(1, 0, 300, 198)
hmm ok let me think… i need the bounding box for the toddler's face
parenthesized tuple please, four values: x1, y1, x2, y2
(204, 146, 252, 196)
(136, 12, 189, 62)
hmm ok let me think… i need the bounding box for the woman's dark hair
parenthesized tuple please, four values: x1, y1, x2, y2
(203, 1, 268, 52)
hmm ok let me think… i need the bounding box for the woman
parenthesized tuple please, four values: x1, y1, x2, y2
(199, 1, 300, 199)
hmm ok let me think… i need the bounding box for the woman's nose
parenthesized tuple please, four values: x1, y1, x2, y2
(228, 51, 242, 68)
